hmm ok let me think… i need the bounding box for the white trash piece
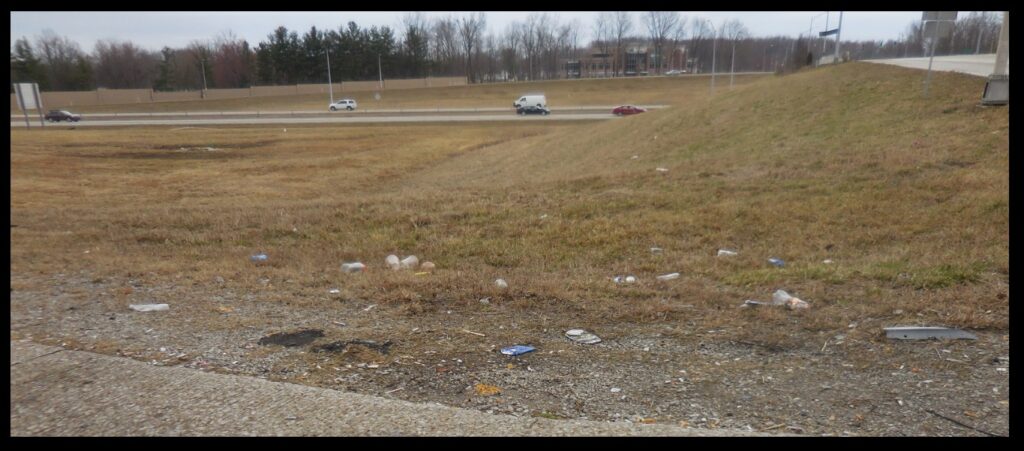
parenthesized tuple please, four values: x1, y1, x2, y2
(650, 247, 663, 254)
(822, 259, 834, 264)
(612, 275, 638, 284)
(129, 304, 169, 312)
(341, 262, 366, 273)
(495, 278, 508, 289)
(656, 167, 669, 172)
(717, 249, 738, 257)
(565, 329, 602, 344)
(420, 261, 436, 271)
(656, 272, 680, 281)
(400, 255, 419, 269)
(328, 289, 341, 294)
(772, 290, 809, 310)
(385, 254, 401, 270)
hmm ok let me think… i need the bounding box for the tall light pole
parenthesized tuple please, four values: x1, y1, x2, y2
(729, 36, 737, 88)
(975, 13, 986, 55)
(821, 11, 830, 57)
(833, 11, 844, 63)
(378, 54, 383, 90)
(200, 60, 208, 99)
(709, 22, 718, 95)
(326, 47, 334, 104)
(808, 12, 826, 65)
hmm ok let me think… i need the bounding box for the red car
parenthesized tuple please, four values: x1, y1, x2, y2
(612, 105, 647, 116)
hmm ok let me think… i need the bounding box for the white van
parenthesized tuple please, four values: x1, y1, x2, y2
(513, 94, 546, 110)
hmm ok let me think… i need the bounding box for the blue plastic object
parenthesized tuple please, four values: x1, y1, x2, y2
(251, 253, 268, 262)
(500, 345, 535, 356)
(767, 257, 785, 267)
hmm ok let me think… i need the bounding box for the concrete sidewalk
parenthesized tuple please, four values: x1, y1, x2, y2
(10, 341, 774, 436)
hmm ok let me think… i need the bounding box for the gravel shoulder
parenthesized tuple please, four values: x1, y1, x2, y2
(9, 271, 1010, 437)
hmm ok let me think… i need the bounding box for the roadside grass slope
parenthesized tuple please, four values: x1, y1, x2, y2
(9, 62, 1007, 350)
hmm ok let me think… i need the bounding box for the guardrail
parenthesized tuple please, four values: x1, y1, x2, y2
(11, 105, 670, 119)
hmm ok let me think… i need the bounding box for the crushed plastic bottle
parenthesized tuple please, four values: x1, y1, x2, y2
(717, 249, 738, 257)
(131, 305, 171, 311)
(400, 255, 419, 269)
(656, 272, 680, 281)
(772, 290, 809, 310)
(768, 257, 785, 267)
(341, 262, 366, 273)
(250, 253, 268, 262)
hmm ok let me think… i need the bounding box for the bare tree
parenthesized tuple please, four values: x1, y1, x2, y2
(720, 20, 748, 86)
(688, 17, 713, 72)
(593, 12, 612, 76)
(612, 12, 633, 76)
(458, 12, 486, 82)
(35, 29, 92, 90)
(501, 24, 521, 80)
(519, 15, 539, 80)
(432, 15, 460, 75)
(93, 39, 160, 89)
(643, 11, 681, 74)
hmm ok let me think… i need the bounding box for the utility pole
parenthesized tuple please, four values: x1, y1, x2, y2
(821, 11, 830, 61)
(710, 22, 718, 95)
(326, 47, 334, 104)
(730, 39, 736, 88)
(200, 60, 208, 99)
(378, 54, 383, 89)
(975, 15, 985, 54)
(833, 11, 844, 63)
(923, 19, 940, 97)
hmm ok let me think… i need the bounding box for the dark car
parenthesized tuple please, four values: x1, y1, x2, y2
(45, 110, 81, 122)
(516, 105, 550, 115)
(612, 105, 647, 116)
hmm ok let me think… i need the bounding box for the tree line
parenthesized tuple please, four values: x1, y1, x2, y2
(10, 12, 1005, 92)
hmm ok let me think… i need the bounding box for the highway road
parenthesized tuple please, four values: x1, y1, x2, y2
(863, 54, 1006, 77)
(10, 105, 666, 128)
(11, 112, 620, 128)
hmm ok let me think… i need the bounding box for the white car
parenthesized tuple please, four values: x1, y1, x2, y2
(329, 99, 358, 111)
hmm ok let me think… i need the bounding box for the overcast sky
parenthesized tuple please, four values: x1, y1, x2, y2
(11, 11, 967, 52)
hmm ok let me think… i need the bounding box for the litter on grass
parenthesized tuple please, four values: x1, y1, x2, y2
(250, 253, 268, 262)
(341, 262, 366, 273)
(612, 275, 638, 284)
(565, 329, 602, 344)
(129, 304, 169, 312)
(495, 279, 509, 289)
(768, 257, 785, 267)
(656, 272, 680, 281)
(501, 345, 535, 356)
(717, 249, 738, 257)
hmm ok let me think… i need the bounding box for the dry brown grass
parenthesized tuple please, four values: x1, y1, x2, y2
(10, 62, 1007, 345)
(70, 74, 765, 113)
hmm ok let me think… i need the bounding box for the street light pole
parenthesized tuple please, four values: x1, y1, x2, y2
(378, 54, 383, 90)
(710, 22, 718, 95)
(833, 11, 844, 63)
(200, 60, 208, 99)
(326, 47, 334, 104)
(730, 39, 736, 88)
